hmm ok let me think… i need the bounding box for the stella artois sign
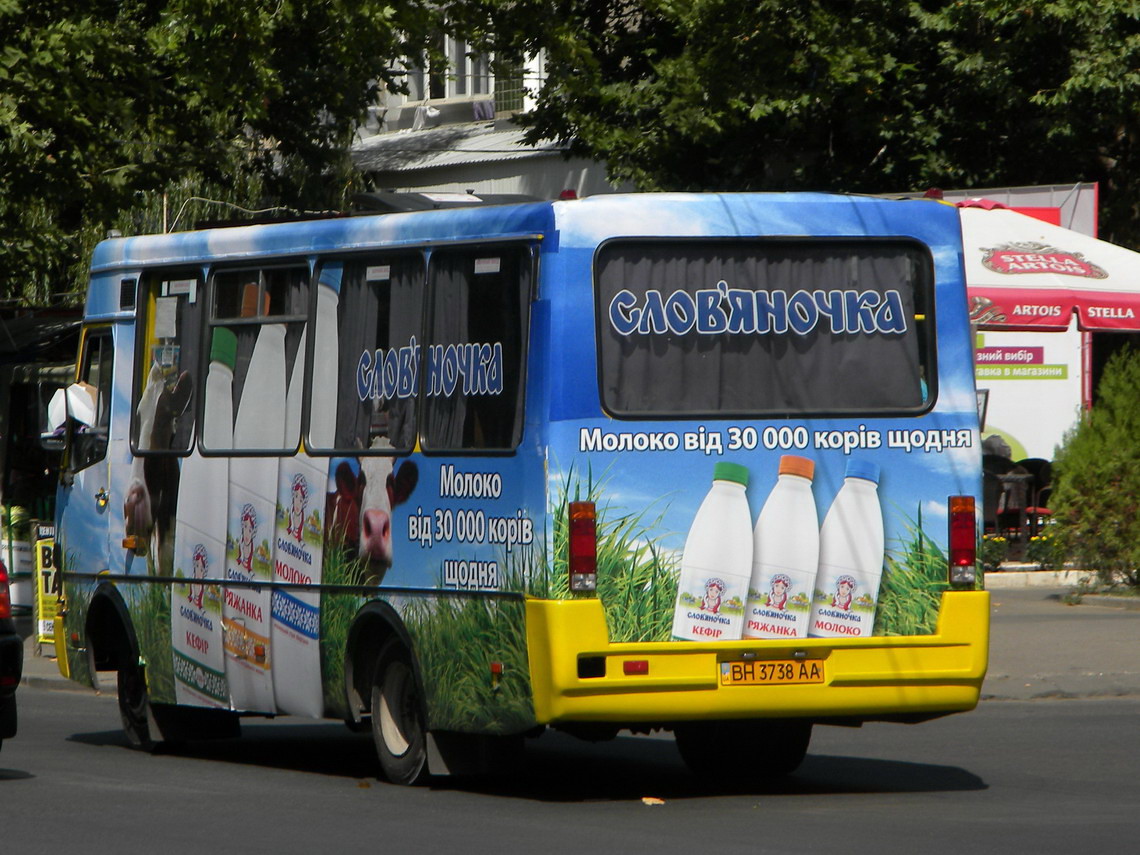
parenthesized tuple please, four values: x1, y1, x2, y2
(981, 241, 1108, 279)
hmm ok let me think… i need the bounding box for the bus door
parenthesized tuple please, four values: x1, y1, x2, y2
(56, 324, 116, 577)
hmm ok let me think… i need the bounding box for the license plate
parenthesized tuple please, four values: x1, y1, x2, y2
(720, 659, 825, 686)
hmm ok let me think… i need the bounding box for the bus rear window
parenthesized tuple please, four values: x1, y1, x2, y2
(595, 240, 935, 417)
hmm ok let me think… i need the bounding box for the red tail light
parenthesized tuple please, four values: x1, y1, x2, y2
(948, 495, 977, 587)
(0, 560, 11, 620)
(568, 501, 597, 593)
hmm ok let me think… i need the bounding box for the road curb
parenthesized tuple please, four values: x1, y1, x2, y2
(984, 568, 1092, 589)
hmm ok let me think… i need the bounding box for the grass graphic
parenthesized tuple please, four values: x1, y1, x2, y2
(543, 463, 680, 642)
(873, 508, 953, 637)
(404, 593, 535, 733)
(318, 541, 369, 716)
(58, 547, 94, 687)
(132, 578, 175, 702)
(317, 531, 538, 731)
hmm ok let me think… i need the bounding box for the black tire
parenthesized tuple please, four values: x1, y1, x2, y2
(370, 640, 429, 785)
(117, 657, 156, 751)
(675, 719, 812, 781)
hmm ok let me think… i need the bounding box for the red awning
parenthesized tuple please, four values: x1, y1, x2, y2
(959, 204, 1140, 331)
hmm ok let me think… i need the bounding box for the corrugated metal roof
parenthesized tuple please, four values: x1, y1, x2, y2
(351, 121, 566, 174)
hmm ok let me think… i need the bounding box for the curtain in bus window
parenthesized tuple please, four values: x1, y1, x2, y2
(135, 272, 203, 453)
(331, 255, 422, 452)
(423, 252, 470, 449)
(423, 248, 530, 450)
(596, 242, 929, 416)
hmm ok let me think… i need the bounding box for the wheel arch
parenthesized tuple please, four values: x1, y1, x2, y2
(344, 600, 420, 727)
(85, 582, 139, 686)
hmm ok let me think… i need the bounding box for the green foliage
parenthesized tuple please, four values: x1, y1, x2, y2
(1051, 347, 1140, 588)
(979, 534, 1010, 571)
(1025, 532, 1061, 571)
(1, 505, 31, 540)
(1, 1, 441, 304)
(455, 0, 1140, 246)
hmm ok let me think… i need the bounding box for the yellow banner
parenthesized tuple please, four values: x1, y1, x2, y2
(34, 524, 57, 644)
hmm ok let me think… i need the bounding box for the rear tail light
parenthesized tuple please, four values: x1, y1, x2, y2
(948, 495, 977, 587)
(0, 560, 11, 620)
(568, 501, 597, 593)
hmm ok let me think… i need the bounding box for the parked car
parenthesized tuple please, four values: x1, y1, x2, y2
(0, 558, 21, 751)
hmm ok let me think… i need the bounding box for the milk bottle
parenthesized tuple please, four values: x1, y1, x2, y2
(808, 459, 884, 639)
(743, 455, 819, 640)
(171, 328, 236, 707)
(224, 323, 286, 712)
(309, 279, 340, 449)
(272, 325, 330, 717)
(671, 462, 752, 641)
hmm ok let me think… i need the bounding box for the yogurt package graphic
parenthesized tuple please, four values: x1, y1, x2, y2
(672, 462, 753, 641)
(808, 459, 885, 639)
(744, 455, 819, 640)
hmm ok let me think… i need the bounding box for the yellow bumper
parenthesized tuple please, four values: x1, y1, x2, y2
(525, 591, 989, 724)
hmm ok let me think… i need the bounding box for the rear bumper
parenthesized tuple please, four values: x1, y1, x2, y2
(525, 591, 989, 725)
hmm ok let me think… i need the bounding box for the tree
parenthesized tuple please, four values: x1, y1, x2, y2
(452, 0, 1140, 245)
(1050, 348, 1140, 588)
(0, 0, 441, 304)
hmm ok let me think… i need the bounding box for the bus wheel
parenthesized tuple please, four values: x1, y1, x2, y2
(370, 640, 428, 785)
(674, 719, 812, 781)
(117, 658, 156, 752)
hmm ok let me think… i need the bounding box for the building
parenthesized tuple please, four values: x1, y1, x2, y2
(350, 39, 628, 199)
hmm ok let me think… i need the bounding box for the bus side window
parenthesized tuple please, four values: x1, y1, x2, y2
(312, 254, 424, 454)
(205, 265, 309, 452)
(69, 329, 114, 471)
(132, 272, 203, 455)
(421, 246, 532, 451)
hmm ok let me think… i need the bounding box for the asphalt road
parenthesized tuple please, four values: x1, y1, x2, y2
(5, 587, 1138, 854)
(2, 688, 1138, 854)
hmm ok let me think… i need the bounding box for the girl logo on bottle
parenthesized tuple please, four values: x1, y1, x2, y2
(237, 504, 258, 573)
(189, 544, 209, 609)
(831, 575, 857, 611)
(286, 474, 309, 542)
(768, 574, 792, 611)
(701, 578, 726, 614)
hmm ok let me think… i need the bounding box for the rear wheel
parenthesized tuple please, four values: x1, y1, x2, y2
(674, 719, 812, 781)
(370, 640, 428, 785)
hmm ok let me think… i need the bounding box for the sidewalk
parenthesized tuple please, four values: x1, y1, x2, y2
(15, 585, 1140, 700)
(982, 565, 1095, 589)
(14, 615, 97, 693)
(981, 585, 1140, 700)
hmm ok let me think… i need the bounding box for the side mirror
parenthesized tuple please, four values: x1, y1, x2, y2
(40, 385, 69, 452)
(41, 382, 97, 454)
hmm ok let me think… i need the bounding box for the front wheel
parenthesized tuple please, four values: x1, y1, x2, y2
(117, 657, 156, 751)
(370, 640, 429, 785)
(674, 719, 812, 782)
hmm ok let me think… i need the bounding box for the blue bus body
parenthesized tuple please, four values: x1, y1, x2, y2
(54, 193, 988, 779)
